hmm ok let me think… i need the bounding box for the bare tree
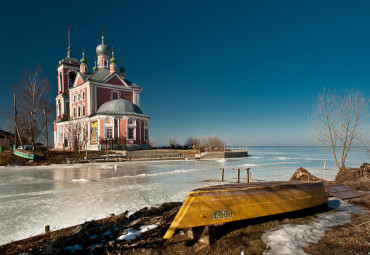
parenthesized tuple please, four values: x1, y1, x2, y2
(13, 66, 52, 148)
(63, 120, 88, 153)
(199, 136, 226, 150)
(169, 138, 178, 149)
(310, 88, 368, 170)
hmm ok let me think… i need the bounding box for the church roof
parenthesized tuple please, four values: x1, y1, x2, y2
(88, 68, 110, 82)
(60, 56, 80, 65)
(96, 99, 148, 117)
(78, 69, 141, 88)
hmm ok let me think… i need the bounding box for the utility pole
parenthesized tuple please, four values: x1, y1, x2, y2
(44, 104, 48, 148)
(14, 93, 17, 148)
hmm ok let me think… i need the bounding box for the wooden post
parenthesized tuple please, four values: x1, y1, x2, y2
(221, 168, 224, 181)
(246, 168, 250, 183)
(44, 103, 48, 148)
(237, 168, 240, 183)
(45, 225, 50, 233)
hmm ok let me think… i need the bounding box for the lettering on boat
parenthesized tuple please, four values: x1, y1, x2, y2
(211, 209, 232, 220)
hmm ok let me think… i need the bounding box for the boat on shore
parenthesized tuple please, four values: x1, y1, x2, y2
(164, 181, 328, 239)
(13, 148, 35, 160)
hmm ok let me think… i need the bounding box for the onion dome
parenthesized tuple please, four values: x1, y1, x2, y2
(96, 29, 109, 56)
(92, 60, 98, 72)
(120, 57, 125, 72)
(110, 46, 116, 64)
(80, 49, 87, 65)
(96, 43, 110, 56)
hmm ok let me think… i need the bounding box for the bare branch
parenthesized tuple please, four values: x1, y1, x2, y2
(309, 88, 369, 170)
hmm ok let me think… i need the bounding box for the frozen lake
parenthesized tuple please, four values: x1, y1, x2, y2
(0, 146, 368, 245)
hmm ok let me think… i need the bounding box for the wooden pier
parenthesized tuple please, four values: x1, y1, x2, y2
(217, 168, 251, 183)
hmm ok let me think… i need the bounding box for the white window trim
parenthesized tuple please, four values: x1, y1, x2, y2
(127, 118, 136, 140)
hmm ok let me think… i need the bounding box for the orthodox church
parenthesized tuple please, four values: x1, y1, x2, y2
(53, 29, 150, 150)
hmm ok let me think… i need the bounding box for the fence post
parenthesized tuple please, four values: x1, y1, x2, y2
(237, 168, 240, 183)
(221, 168, 224, 181)
(246, 168, 250, 183)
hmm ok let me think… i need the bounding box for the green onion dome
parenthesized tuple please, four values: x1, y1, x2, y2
(110, 57, 116, 64)
(120, 66, 125, 73)
(93, 65, 98, 72)
(80, 57, 87, 65)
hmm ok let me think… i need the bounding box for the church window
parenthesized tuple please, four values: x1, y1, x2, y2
(106, 118, 113, 124)
(128, 128, 134, 139)
(128, 119, 134, 125)
(82, 105, 85, 116)
(69, 72, 76, 88)
(106, 128, 112, 139)
(58, 101, 61, 117)
(73, 95, 76, 103)
(145, 121, 148, 127)
(144, 129, 148, 140)
(82, 92, 85, 99)
(58, 74, 62, 92)
(78, 106, 81, 117)
(73, 107, 76, 118)
(78, 93, 80, 101)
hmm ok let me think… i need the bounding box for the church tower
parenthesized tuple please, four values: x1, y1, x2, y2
(96, 29, 110, 69)
(56, 26, 80, 120)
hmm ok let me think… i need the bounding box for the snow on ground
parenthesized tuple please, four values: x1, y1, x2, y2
(261, 198, 363, 255)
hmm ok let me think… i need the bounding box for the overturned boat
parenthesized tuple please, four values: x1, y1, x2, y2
(164, 181, 328, 239)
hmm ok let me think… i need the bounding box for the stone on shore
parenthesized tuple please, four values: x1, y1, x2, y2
(290, 167, 322, 181)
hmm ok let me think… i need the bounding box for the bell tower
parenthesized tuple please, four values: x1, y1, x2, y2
(56, 25, 80, 120)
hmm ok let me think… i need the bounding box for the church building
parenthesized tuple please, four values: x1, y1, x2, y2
(53, 29, 150, 150)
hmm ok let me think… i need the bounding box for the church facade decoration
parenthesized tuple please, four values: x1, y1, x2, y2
(53, 28, 150, 150)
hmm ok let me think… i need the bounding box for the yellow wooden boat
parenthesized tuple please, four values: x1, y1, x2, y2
(164, 181, 328, 239)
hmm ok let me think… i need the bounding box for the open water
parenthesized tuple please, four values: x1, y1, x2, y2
(0, 146, 368, 245)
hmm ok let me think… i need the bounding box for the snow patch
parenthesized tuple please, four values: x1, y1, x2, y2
(262, 199, 360, 255)
(117, 224, 158, 241)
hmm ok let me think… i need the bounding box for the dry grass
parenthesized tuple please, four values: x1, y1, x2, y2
(304, 213, 370, 255)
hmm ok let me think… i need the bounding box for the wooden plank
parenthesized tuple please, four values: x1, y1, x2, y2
(324, 184, 365, 200)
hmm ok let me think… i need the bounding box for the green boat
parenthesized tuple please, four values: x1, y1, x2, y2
(13, 148, 35, 160)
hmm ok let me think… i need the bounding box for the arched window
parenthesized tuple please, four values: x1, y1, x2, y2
(69, 72, 76, 88)
(128, 119, 134, 125)
(78, 93, 80, 101)
(82, 91, 85, 99)
(58, 100, 61, 116)
(82, 105, 85, 116)
(73, 107, 76, 118)
(78, 106, 81, 117)
(58, 73, 62, 92)
(73, 95, 76, 103)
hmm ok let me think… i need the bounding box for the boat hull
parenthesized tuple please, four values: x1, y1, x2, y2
(13, 149, 35, 160)
(164, 181, 328, 239)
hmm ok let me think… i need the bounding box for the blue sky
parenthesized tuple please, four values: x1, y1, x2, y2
(0, 0, 369, 146)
